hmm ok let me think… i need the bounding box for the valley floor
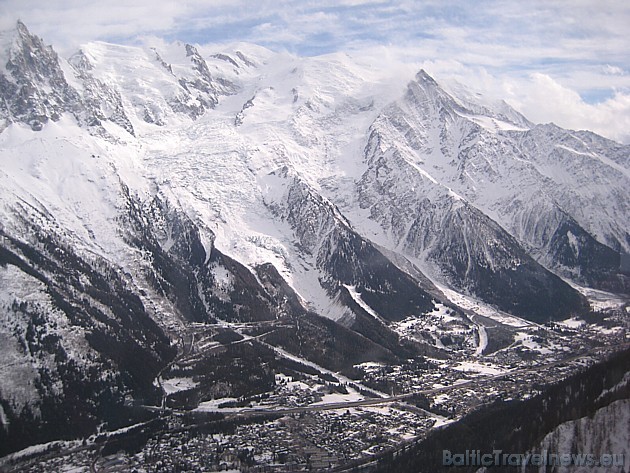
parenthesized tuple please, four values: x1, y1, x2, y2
(2, 296, 627, 472)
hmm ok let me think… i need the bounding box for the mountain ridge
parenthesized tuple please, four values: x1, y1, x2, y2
(0, 21, 628, 457)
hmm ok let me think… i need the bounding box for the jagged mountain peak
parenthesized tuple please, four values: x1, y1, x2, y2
(0, 20, 78, 131)
(15, 18, 28, 32)
(2, 19, 36, 49)
(415, 68, 439, 86)
(68, 48, 93, 71)
(406, 68, 458, 113)
(2, 20, 58, 74)
(404, 68, 532, 133)
(184, 42, 199, 57)
(363, 63, 629, 297)
(0, 22, 244, 135)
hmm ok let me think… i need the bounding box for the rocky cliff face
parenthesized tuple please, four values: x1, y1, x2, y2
(0, 21, 237, 135)
(0, 20, 80, 131)
(357, 70, 628, 305)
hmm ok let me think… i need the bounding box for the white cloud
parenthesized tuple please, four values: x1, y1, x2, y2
(423, 63, 630, 143)
(603, 65, 625, 76)
(511, 74, 630, 144)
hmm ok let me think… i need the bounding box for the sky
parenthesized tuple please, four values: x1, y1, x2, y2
(1, 0, 629, 143)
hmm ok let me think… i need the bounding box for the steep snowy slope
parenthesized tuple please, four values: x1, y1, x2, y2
(536, 399, 630, 473)
(0, 23, 445, 452)
(355, 70, 628, 301)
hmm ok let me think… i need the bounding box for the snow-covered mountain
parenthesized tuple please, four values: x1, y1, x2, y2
(535, 399, 630, 473)
(0, 21, 628, 455)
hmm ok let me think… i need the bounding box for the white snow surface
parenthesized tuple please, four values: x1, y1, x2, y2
(161, 377, 199, 395)
(0, 33, 627, 346)
(343, 284, 388, 325)
(451, 361, 507, 376)
(536, 399, 630, 473)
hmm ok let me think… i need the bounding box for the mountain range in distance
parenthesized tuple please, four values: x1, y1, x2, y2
(0, 20, 628, 470)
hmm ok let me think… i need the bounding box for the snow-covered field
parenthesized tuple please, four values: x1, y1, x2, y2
(451, 361, 507, 376)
